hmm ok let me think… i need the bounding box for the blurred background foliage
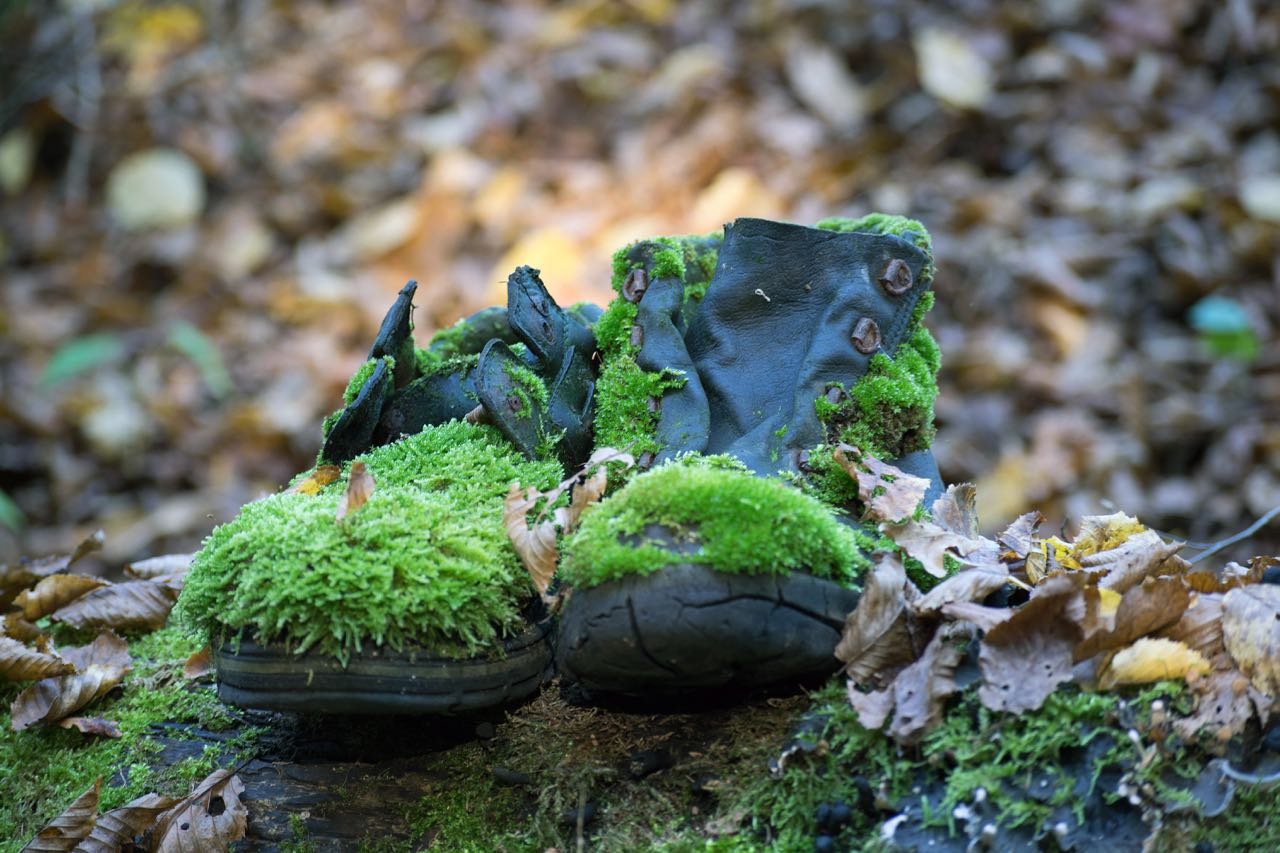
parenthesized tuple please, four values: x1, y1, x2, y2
(0, 0, 1277, 570)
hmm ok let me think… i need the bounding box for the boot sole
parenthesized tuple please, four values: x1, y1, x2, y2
(214, 620, 552, 715)
(554, 563, 860, 697)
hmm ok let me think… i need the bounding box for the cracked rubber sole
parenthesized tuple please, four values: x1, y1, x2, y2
(554, 564, 860, 697)
(214, 621, 552, 715)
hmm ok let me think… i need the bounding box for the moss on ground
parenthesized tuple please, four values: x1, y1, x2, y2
(560, 458, 874, 588)
(178, 421, 563, 661)
(343, 356, 395, 405)
(0, 624, 257, 849)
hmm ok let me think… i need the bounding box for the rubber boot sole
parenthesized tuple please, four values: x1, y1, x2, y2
(214, 620, 552, 715)
(554, 564, 860, 697)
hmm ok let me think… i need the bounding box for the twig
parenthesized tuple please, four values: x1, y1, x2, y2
(1187, 504, 1280, 566)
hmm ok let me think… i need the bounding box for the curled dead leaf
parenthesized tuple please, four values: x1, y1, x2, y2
(11, 632, 132, 731)
(977, 578, 1084, 713)
(1082, 529, 1184, 593)
(833, 444, 929, 523)
(0, 636, 75, 682)
(19, 777, 100, 852)
(1221, 584, 1280, 697)
(881, 518, 987, 579)
(835, 552, 921, 685)
(3, 613, 46, 644)
(1, 530, 105, 607)
(124, 553, 194, 584)
(287, 464, 341, 496)
(503, 484, 558, 597)
(1174, 656, 1268, 744)
(14, 575, 107, 621)
(75, 792, 178, 853)
(929, 484, 979, 538)
(1159, 592, 1226, 661)
(183, 645, 213, 680)
(913, 561, 1009, 617)
(997, 510, 1044, 559)
(58, 716, 123, 738)
(852, 621, 974, 744)
(335, 461, 375, 521)
(1074, 575, 1191, 662)
(1098, 637, 1210, 689)
(153, 769, 247, 852)
(50, 581, 179, 633)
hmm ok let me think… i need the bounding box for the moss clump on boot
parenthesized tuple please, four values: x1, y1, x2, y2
(812, 215, 941, 460)
(178, 421, 563, 663)
(592, 233, 723, 460)
(560, 459, 873, 589)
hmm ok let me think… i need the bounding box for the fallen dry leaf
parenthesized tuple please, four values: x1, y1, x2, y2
(504, 484, 559, 596)
(1074, 512, 1150, 557)
(1074, 575, 1191, 661)
(50, 581, 179, 633)
(505, 448, 634, 596)
(834, 444, 929, 523)
(1159, 592, 1226, 661)
(11, 632, 132, 731)
(182, 646, 212, 680)
(939, 600, 1013, 632)
(335, 461, 375, 521)
(14, 575, 107, 621)
(881, 518, 987, 579)
(124, 553, 194, 583)
(1099, 637, 1211, 689)
(74, 793, 178, 853)
(997, 510, 1045, 559)
(853, 621, 973, 744)
(1221, 584, 1280, 696)
(0, 636, 75, 682)
(978, 578, 1084, 713)
(836, 552, 921, 684)
(1174, 657, 1268, 743)
(58, 716, 122, 738)
(3, 613, 46, 644)
(1, 530, 105, 607)
(153, 769, 247, 853)
(287, 463, 342, 496)
(913, 561, 1010, 617)
(929, 484, 980, 538)
(20, 777, 100, 852)
(1082, 529, 1184, 593)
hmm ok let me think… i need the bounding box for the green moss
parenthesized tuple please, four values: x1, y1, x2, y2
(560, 460, 873, 589)
(0, 625, 255, 849)
(178, 422, 563, 662)
(344, 356, 395, 405)
(504, 358, 550, 420)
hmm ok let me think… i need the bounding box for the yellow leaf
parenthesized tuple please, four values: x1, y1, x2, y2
(1099, 638, 1210, 689)
(288, 465, 341, 496)
(1097, 588, 1121, 618)
(335, 463, 374, 522)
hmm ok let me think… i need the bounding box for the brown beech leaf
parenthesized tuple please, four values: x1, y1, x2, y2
(1, 530, 105, 606)
(1098, 638, 1210, 689)
(847, 681, 895, 730)
(3, 613, 46, 644)
(1081, 529, 1184, 593)
(913, 561, 1010, 617)
(881, 518, 987, 579)
(182, 646, 212, 680)
(504, 484, 559, 596)
(153, 770, 247, 852)
(124, 553, 194, 586)
(1174, 656, 1268, 743)
(1221, 584, 1280, 697)
(833, 444, 929, 523)
(0, 636, 75, 682)
(1159, 592, 1226, 661)
(74, 792, 178, 853)
(335, 461, 374, 522)
(997, 511, 1044, 559)
(14, 575, 107, 621)
(58, 716, 122, 738)
(978, 580, 1084, 713)
(939, 600, 1013, 632)
(930, 484, 979, 538)
(287, 464, 341, 496)
(20, 777, 100, 852)
(888, 622, 973, 743)
(1074, 575, 1191, 662)
(11, 632, 132, 731)
(50, 581, 179, 632)
(505, 448, 634, 597)
(836, 552, 922, 684)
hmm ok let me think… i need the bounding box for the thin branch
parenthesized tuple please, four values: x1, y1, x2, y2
(1187, 504, 1280, 566)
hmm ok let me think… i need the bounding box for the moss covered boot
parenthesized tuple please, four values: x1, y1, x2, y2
(555, 215, 945, 698)
(181, 268, 599, 714)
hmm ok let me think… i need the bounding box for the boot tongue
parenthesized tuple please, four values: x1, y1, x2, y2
(683, 218, 930, 475)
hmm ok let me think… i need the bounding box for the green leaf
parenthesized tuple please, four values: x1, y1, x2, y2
(168, 322, 232, 398)
(40, 333, 125, 388)
(0, 488, 24, 532)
